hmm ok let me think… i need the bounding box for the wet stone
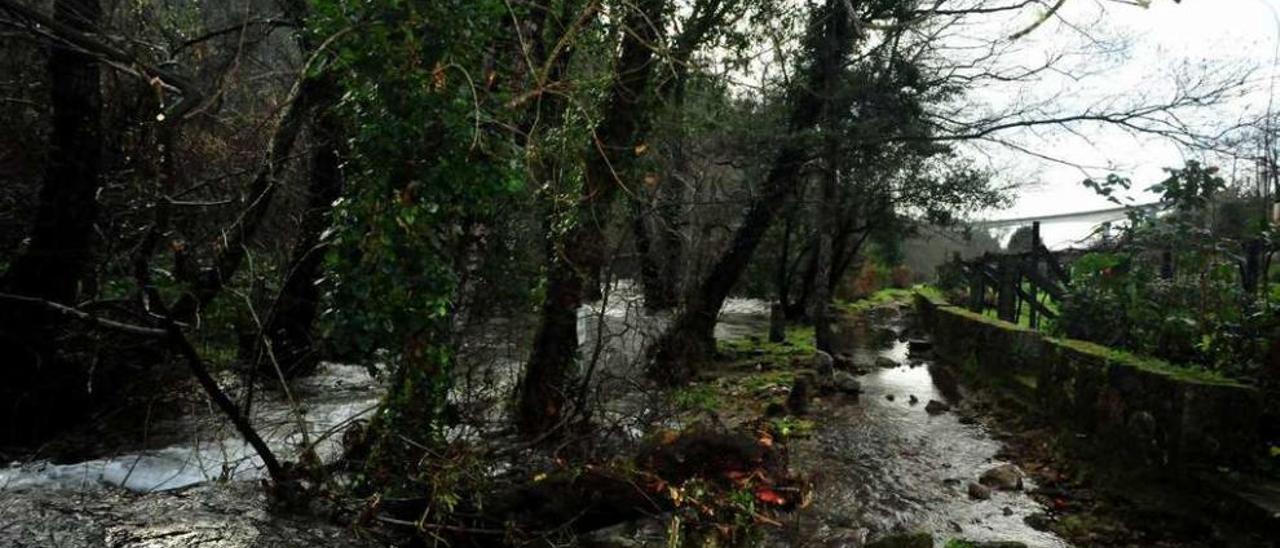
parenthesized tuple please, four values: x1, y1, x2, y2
(814, 350, 835, 381)
(969, 482, 993, 500)
(980, 464, 1024, 491)
(866, 532, 932, 548)
(788, 374, 815, 415)
(1024, 512, 1052, 531)
(833, 371, 862, 395)
(925, 399, 950, 415)
(875, 356, 899, 369)
(832, 353, 858, 370)
(907, 338, 933, 353)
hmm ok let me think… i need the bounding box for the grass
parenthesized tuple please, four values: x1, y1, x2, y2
(836, 286, 921, 313)
(769, 415, 816, 438)
(671, 383, 723, 411)
(739, 370, 797, 393)
(939, 303, 1036, 333)
(717, 324, 816, 358)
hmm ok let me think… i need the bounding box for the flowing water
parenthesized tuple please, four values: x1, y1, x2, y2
(0, 287, 1067, 547)
(0, 361, 383, 492)
(789, 306, 1067, 547)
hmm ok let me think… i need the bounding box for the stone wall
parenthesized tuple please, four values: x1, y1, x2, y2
(916, 293, 1263, 470)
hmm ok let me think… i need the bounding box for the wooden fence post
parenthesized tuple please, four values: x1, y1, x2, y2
(997, 255, 1018, 322)
(968, 263, 985, 313)
(1029, 222, 1040, 329)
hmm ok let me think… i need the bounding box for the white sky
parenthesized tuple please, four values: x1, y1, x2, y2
(714, 0, 1280, 247)
(974, 0, 1280, 221)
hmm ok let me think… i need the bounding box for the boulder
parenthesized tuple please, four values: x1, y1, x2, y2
(813, 350, 835, 381)
(907, 338, 933, 353)
(833, 371, 862, 395)
(833, 353, 857, 369)
(786, 374, 814, 415)
(979, 464, 1024, 491)
(875, 356, 899, 369)
(1023, 512, 1051, 531)
(866, 532, 932, 548)
(967, 482, 992, 500)
(925, 400, 950, 415)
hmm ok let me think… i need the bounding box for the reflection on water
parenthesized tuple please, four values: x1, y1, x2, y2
(792, 312, 1066, 547)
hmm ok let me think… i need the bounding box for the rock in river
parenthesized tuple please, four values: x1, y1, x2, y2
(968, 481, 992, 500)
(833, 371, 862, 395)
(866, 532, 932, 548)
(924, 399, 950, 415)
(979, 463, 1024, 491)
(813, 350, 835, 381)
(875, 356, 899, 369)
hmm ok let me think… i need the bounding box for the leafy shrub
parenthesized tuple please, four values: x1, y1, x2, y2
(1057, 162, 1279, 381)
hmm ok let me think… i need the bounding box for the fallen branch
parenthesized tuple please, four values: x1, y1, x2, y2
(0, 292, 167, 338)
(131, 272, 288, 485)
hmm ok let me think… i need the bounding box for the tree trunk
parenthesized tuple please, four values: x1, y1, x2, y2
(258, 83, 344, 379)
(635, 179, 684, 313)
(649, 145, 812, 383)
(650, 0, 855, 382)
(168, 74, 328, 322)
(0, 0, 102, 444)
(518, 0, 666, 436)
(795, 247, 818, 320)
(828, 217, 872, 296)
(775, 203, 796, 312)
(631, 0, 726, 313)
(811, 173, 838, 353)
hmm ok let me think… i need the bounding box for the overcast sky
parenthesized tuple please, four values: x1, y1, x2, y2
(969, 0, 1280, 245)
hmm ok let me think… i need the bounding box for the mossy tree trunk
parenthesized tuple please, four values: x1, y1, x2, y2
(518, 0, 668, 437)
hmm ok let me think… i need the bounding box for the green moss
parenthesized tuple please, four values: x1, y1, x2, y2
(943, 541, 977, 548)
(672, 384, 723, 411)
(1049, 337, 1241, 387)
(769, 416, 816, 438)
(939, 302, 1240, 387)
(912, 284, 947, 304)
(717, 325, 815, 358)
(939, 305, 1036, 333)
(837, 287, 921, 314)
(740, 370, 797, 393)
(1014, 373, 1039, 390)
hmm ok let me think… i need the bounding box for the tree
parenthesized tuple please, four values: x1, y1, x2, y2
(519, 0, 669, 437)
(649, 0, 879, 381)
(0, 0, 103, 442)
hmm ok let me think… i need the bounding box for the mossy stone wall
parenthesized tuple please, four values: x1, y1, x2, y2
(916, 294, 1262, 470)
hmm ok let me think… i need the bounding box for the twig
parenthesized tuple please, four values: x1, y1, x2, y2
(0, 292, 167, 337)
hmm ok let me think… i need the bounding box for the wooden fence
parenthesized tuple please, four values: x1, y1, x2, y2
(947, 222, 1070, 329)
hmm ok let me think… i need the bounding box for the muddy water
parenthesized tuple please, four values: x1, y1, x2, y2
(790, 308, 1067, 547)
